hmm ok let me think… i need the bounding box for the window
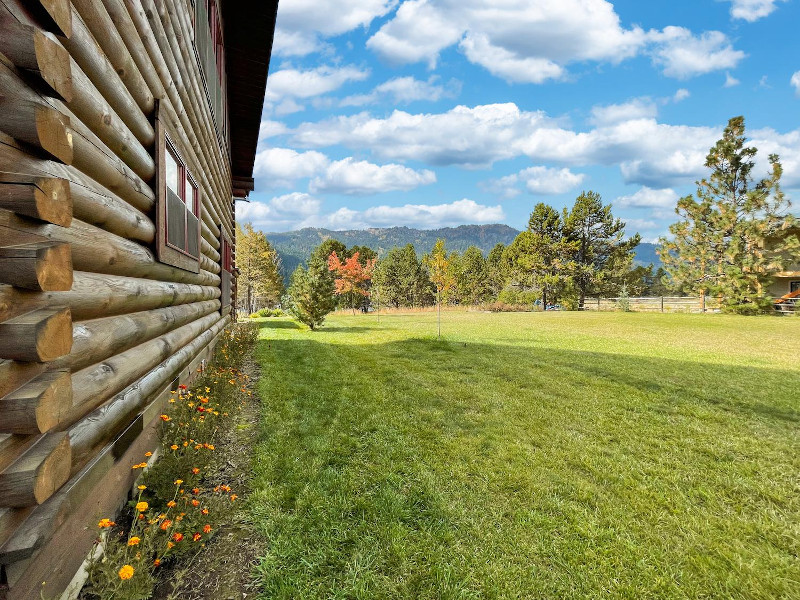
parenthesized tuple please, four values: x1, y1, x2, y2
(194, 0, 228, 149)
(154, 101, 201, 273)
(791, 281, 800, 293)
(220, 230, 233, 310)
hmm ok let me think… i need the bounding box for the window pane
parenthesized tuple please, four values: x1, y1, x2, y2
(166, 148, 180, 197)
(167, 188, 186, 250)
(186, 175, 197, 215)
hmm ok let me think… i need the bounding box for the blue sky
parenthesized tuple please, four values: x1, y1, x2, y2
(237, 0, 800, 241)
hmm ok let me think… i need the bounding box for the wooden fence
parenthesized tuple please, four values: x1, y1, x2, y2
(582, 296, 721, 313)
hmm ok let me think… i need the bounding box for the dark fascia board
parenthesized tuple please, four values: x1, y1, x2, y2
(223, 0, 279, 197)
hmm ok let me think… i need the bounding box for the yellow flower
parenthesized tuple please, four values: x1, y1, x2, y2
(144, 452, 153, 457)
(137, 485, 146, 491)
(170, 444, 179, 451)
(135, 501, 148, 512)
(118, 565, 134, 580)
(160, 414, 171, 422)
(98, 518, 115, 528)
(174, 479, 183, 486)
(128, 537, 140, 546)
(205, 387, 211, 393)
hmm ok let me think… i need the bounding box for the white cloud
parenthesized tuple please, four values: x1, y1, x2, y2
(487, 166, 585, 198)
(791, 71, 800, 96)
(266, 65, 370, 100)
(276, 0, 398, 37)
(238, 196, 503, 232)
(341, 76, 459, 107)
(590, 98, 658, 126)
(650, 27, 746, 79)
(724, 72, 741, 87)
(673, 88, 690, 102)
(272, 29, 326, 57)
(309, 158, 436, 195)
(274, 99, 305, 116)
(726, 0, 786, 22)
(252, 148, 330, 187)
(623, 218, 661, 231)
(315, 199, 505, 230)
(259, 120, 289, 141)
(616, 187, 679, 209)
(368, 0, 646, 75)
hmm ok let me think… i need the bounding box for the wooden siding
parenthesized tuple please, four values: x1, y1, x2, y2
(0, 0, 272, 596)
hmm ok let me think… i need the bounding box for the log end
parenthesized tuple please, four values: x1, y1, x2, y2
(35, 177, 72, 227)
(33, 31, 73, 103)
(0, 242, 73, 291)
(35, 107, 72, 164)
(0, 370, 73, 434)
(37, 0, 72, 38)
(32, 433, 71, 504)
(36, 306, 72, 361)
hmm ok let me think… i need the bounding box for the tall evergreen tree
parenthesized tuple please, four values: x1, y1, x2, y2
(457, 246, 490, 305)
(486, 243, 509, 299)
(660, 116, 797, 313)
(563, 191, 640, 308)
(287, 254, 336, 330)
(373, 244, 433, 308)
(506, 203, 577, 307)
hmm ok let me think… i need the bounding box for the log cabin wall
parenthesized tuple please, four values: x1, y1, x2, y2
(0, 1, 278, 597)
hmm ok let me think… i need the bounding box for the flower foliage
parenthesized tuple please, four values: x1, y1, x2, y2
(82, 324, 258, 600)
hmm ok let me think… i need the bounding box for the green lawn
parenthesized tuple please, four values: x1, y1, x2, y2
(248, 311, 800, 599)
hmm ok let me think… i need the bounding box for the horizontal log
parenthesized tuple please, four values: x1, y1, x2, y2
(0, 435, 36, 473)
(0, 173, 71, 226)
(50, 298, 221, 372)
(68, 315, 228, 465)
(0, 307, 72, 362)
(0, 241, 72, 291)
(0, 321, 225, 568)
(67, 55, 154, 181)
(65, 311, 221, 427)
(59, 8, 154, 145)
(0, 59, 72, 163)
(0, 370, 71, 434)
(0, 271, 219, 322)
(70, 0, 153, 115)
(0, 209, 217, 286)
(66, 105, 154, 213)
(0, 432, 70, 507)
(0, 360, 46, 399)
(0, 138, 153, 242)
(0, 11, 72, 102)
(0, 506, 33, 552)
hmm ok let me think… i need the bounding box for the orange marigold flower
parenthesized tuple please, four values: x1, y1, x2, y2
(192, 467, 200, 475)
(167, 541, 175, 549)
(207, 444, 215, 450)
(135, 501, 148, 512)
(167, 500, 177, 508)
(153, 558, 161, 567)
(138, 513, 145, 520)
(191, 499, 200, 507)
(203, 524, 212, 534)
(221, 485, 231, 492)
(160, 520, 172, 530)
(192, 488, 200, 495)
(170, 444, 179, 451)
(201, 508, 209, 516)
(144, 452, 153, 457)
(127, 537, 140, 546)
(183, 441, 189, 447)
(230, 494, 238, 502)
(193, 533, 202, 542)
(174, 479, 183, 486)
(172, 533, 183, 542)
(118, 565, 134, 580)
(160, 414, 171, 422)
(98, 518, 115, 528)
(179, 384, 187, 390)
(188, 402, 195, 408)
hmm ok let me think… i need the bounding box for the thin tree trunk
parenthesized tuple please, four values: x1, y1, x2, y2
(437, 289, 441, 338)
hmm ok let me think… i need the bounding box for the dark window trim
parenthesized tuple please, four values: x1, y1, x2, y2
(154, 100, 202, 273)
(219, 227, 233, 310)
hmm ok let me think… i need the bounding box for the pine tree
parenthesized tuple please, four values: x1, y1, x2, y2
(486, 243, 509, 299)
(563, 191, 640, 308)
(286, 254, 335, 330)
(659, 116, 797, 313)
(505, 203, 577, 308)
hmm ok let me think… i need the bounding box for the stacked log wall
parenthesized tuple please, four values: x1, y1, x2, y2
(0, 1, 237, 596)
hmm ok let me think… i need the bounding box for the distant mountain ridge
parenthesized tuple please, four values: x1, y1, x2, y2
(266, 225, 661, 276)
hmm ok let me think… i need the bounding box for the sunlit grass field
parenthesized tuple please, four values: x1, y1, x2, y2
(249, 311, 800, 599)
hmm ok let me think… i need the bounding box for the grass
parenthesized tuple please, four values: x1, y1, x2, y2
(248, 311, 800, 599)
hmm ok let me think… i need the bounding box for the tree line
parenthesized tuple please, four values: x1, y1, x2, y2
(238, 115, 797, 328)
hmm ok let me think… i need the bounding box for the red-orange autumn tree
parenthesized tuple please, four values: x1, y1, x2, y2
(327, 251, 377, 313)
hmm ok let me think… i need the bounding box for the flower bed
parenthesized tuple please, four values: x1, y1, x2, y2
(79, 323, 258, 600)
